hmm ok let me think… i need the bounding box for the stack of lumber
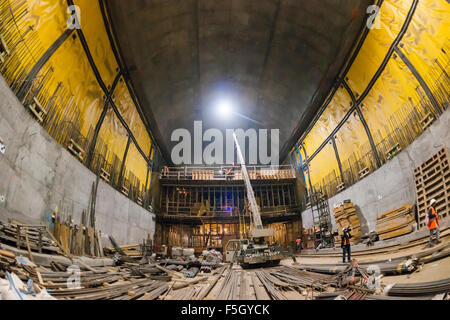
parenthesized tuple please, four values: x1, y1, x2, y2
(376, 204, 415, 240)
(414, 147, 450, 229)
(333, 202, 362, 243)
(104, 244, 142, 259)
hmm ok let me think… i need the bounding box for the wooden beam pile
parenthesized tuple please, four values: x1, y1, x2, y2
(333, 202, 362, 243)
(104, 244, 142, 259)
(414, 147, 450, 229)
(0, 245, 171, 300)
(376, 204, 415, 240)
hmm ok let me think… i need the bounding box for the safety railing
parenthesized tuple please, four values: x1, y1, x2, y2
(160, 165, 296, 181)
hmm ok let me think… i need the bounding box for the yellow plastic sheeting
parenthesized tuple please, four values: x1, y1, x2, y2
(0, 0, 44, 86)
(74, 0, 119, 88)
(26, 0, 67, 51)
(302, 87, 351, 157)
(124, 142, 149, 188)
(360, 55, 422, 141)
(401, 0, 450, 85)
(346, 0, 409, 96)
(41, 34, 104, 136)
(97, 107, 129, 165)
(308, 143, 339, 188)
(334, 113, 370, 166)
(114, 78, 152, 156)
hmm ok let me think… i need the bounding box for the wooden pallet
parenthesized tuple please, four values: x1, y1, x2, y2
(68, 138, 85, 162)
(386, 143, 401, 160)
(0, 33, 9, 63)
(336, 183, 345, 193)
(99, 168, 110, 183)
(420, 112, 435, 131)
(28, 97, 47, 123)
(358, 167, 370, 179)
(414, 147, 450, 229)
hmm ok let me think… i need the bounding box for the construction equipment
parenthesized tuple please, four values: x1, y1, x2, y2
(224, 133, 284, 268)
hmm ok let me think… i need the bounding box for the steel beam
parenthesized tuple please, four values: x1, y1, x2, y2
(331, 136, 344, 185)
(118, 135, 132, 187)
(17, 28, 75, 102)
(86, 72, 122, 167)
(342, 80, 382, 168)
(394, 46, 441, 115)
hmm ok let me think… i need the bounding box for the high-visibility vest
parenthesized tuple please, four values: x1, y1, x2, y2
(428, 206, 439, 230)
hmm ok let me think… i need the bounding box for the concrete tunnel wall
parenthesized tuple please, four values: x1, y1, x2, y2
(0, 75, 155, 246)
(301, 106, 450, 233)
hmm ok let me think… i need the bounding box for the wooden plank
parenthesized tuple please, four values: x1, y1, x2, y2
(24, 232, 34, 263)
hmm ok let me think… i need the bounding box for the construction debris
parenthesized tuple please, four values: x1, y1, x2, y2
(201, 249, 223, 264)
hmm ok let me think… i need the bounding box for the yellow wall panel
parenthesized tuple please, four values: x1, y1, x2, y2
(43, 34, 104, 136)
(97, 108, 128, 164)
(346, 0, 408, 96)
(335, 113, 370, 165)
(308, 143, 339, 188)
(74, 0, 119, 88)
(125, 143, 148, 186)
(303, 87, 351, 157)
(27, 0, 67, 51)
(114, 79, 152, 156)
(360, 56, 422, 141)
(401, 0, 450, 84)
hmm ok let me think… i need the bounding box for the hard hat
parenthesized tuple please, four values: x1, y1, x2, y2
(430, 199, 437, 206)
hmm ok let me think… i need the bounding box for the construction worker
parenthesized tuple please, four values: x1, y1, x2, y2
(296, 237, 302, 252)
(341, 227, 352, 263)
(427, 199, 441, 247)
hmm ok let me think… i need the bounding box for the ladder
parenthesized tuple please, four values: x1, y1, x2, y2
(310, 190, 334, 248)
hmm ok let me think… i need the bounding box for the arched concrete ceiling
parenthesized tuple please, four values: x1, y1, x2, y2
(107, 0, 372, 164)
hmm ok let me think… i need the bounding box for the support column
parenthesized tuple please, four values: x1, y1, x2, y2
(331, 136, 344, 185)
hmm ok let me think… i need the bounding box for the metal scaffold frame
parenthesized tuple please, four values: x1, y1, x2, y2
(310, 190, 334, 249)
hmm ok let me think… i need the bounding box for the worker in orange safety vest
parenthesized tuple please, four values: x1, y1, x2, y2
(296, 237, 302, 252)
(427, 199, 441, 247)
